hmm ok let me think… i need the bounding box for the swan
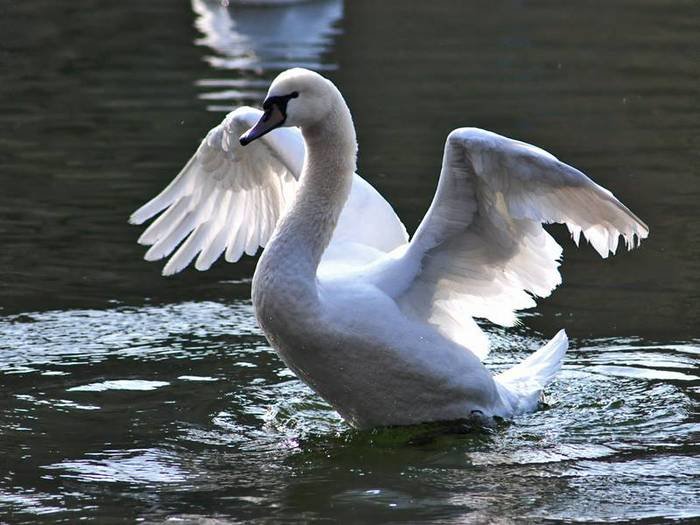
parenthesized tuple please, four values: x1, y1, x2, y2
(130, 68, 648, 429)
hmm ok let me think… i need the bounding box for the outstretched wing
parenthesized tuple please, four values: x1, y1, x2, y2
(376, 127, 648, 357)
(130, 107, 302, 275)
(131, 107, 407, 275)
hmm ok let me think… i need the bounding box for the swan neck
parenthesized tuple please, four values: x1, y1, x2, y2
(296, 103, 356, 267)
(260, 95, 357, 285)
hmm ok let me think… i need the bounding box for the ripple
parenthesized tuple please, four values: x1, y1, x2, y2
(468, 443, 616, 466)
(45, 448, 187, 485)
(588, 364, 699, 381)
(1, 307, 697, 523)
(0, 301, 261, 372)
(0, 491, 66, 517)
(67, 380, 170, 392)
(177, 375, 219, 382)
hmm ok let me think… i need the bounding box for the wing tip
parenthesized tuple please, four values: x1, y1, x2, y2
(638, 221, 650, 238)
(129, 209, 149, 226)
(194, 259, 213, 272)
(162, 257, 188, 276)
(583, 219, 649, 258)
(144, 245, 169, 262)
(136, 229, 155, 246)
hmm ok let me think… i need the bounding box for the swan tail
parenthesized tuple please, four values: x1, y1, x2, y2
(494, 329, 568, 415)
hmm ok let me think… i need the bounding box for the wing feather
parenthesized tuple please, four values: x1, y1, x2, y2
(378, 127, 648, 358)
(132, 106, 408, 275)
(195, 191, 231, 271)
(130, 107, 301, 275)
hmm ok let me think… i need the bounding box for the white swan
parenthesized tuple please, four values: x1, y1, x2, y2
(130, 69, 648, 428)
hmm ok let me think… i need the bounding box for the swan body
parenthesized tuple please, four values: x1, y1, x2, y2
(131, 69, 648, 429)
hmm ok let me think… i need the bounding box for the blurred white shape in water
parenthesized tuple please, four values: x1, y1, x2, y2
(67, 380, 170, 392)
(177, 375, 219, 381)
(191, 0, 343, 109)
(45, 448, 187, 484)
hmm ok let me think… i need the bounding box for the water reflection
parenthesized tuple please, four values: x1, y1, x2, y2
(192, 0, 343, 110)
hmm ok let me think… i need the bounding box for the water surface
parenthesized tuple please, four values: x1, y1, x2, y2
(1, 0, 698, 522)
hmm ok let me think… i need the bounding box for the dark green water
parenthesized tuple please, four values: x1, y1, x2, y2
(1, 0, 698, 522)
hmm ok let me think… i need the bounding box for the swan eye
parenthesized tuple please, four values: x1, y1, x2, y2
(263, 92, 299, 110)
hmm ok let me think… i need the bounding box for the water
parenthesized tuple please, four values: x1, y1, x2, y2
(1, 0, 698, 522)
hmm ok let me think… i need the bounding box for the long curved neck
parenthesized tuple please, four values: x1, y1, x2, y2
(259, 92, 357, 287)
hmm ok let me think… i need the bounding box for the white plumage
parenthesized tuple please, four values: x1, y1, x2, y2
(130, 107, 407, 277)
(131, 69, 648, 428)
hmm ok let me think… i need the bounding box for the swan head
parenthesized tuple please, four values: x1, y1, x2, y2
(240, 68, 336, 146)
